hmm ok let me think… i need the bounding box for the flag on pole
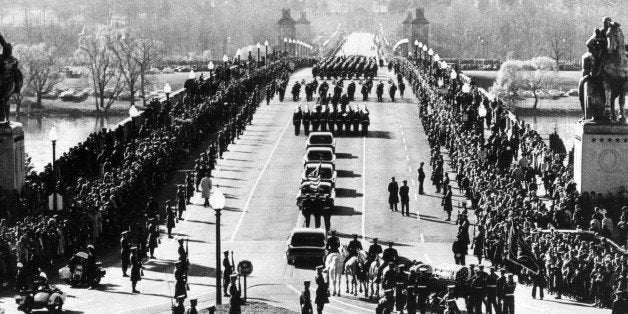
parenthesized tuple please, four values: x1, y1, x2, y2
(506, 225, 542, 275)
(307, 160, 322, 190)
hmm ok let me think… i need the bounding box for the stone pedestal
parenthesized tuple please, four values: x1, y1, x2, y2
(0, 122, 25, 192)
(574, 122, 628, 194)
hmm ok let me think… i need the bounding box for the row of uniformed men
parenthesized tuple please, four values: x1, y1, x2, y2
(292, 105, 370, 136)
(312, 56, 379, 79)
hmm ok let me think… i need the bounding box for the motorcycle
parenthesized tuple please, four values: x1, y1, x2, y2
(15, 286, 66, 313)
(58, 252, 106, 287)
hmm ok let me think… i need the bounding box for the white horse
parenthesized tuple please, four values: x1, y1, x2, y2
(324, 250, 345, 296)
(342, 246, 367, 296)
(365, 255, 383, 299)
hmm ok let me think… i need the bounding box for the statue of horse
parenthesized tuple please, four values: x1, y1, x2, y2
(324, 249, 345, 296)
(603, 22, 628, 121)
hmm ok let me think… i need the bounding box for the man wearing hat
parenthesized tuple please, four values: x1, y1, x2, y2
(399, 180, 410, 216)
(228, 274, 241, 313)
(496, 268, 507, 312)
(364, 238, 383, 277)
(166, 200, 177, 238)
(416, 266, 432, 314)
(223, 251, 233, 297)
(406, 283, 417, 314)
(388, 177, 399, 212)
(177, 238, 188, 271)
(174, 261, 188, 300)
(502, 274, 516, 314)
(379, 242, 399, 279)
(418, 163, 426, 195)
(485, 267, 499, 314)
(441, 285, 459, 313)
(470, 266, 486, 314)
(130, 246, 143, 293)
(376, 289, 394, 314)
(326, 230, 340, 254)
(120, 231, 131, 277)
(177, 186, 187, 219)
(172, 295, 186, 314)
(300, 280, 313, 314)
(394, 264, 407, 313)
(343, 234, 363, 271)
(185, 172, 195, 204)
(186, 298, 198, 314)
(146, 218, 159, 259)
(314, 266, 329, 314)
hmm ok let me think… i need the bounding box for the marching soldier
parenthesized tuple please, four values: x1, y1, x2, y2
(406, 284, 417, 314)
(314, 266, 329, 314)
(485, 267, 499, 314)
(302, 108, 311, 136)
(502, 274, 516, 314)
(327, 107, 336, 134)
(300, 281, 313, 314)
(361, 83, 369, 101)
(172, 296, 186, 314)
(360, 108, 370, 136)
(120, 231, 131, 277)
(376, 81, 384, 102)
(223, 251, 233, 297)
(319, 107, 328, 132)
(293, 107, 302, 136)
(416, 268, 432, 314)
(470, 267, 486, 314)
(186, 299, 198, 314)
(174, 261, 188, 299)
(311, 108, 320, 132)
(348, 80, 356, 101)
(394, 265, 407, 313)
(496, 268, 507, 312)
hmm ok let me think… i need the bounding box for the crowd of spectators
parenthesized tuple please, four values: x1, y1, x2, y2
(395, 57, 628, 309)
(0, 56, 316, 289)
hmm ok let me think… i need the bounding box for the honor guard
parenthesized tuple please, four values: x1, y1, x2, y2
(120, 231, 131, 277)
(302, 109, 311, 136)
(174, 261, 188, 299)
(441, 285, 460, 314)
(502, 274, 516, 314)
(406, 284, 417, 314)
(344, 108, 353, 133)
(361, 108, 370, 136)
(394, 265, 407, 313)
(300, 281, 313, 314)
(361, 83, 369, 101)
(293, 107, 302, 136)
(326, 230, 340, 253)
(496, 268, 507, 312)
(327, 107, 336, 134)
(351, 107, 360, 135)
(311, 109, 320, 132)
(228, 274, 242, 313)
(319, 108, 328, 132)
(376, 289, 395, 314)
(470, 266, 486, 314)
(416, 266, 432, 314)
(485, 267, 499, 314)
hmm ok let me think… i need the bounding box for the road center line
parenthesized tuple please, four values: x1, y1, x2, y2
(406, 155, 409, 161)
(361, 136, 366, 242)
(424, 253, 432, 263)
(408, 166, 412, 172)
(411, 179, 415, 186)
(420, 234, 425, 243)
(230, 108, 294, 242)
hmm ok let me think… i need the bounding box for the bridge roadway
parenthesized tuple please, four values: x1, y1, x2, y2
(0, 38, 607, 314)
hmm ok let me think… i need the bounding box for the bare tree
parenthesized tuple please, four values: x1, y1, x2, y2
(14, 43, 63, 109)
(136, 36, 164, 107)
(75, 27, 124, 113)
(108, 29, 143, 107)
(491, 57, 556, 111)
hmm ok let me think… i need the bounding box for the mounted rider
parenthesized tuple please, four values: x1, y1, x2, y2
(364, 238, 383, 278)
(342, 234, 362, 273)
(325, 229, 340, 254)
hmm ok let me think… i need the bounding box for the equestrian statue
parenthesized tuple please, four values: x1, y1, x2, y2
(0, 32, 23, 125)
(579, 17, 628, 122)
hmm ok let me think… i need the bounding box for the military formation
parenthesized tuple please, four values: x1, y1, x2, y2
(312, 56, 379, 80)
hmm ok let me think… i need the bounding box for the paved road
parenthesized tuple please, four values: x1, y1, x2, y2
(337, 33, 378, 58)
(0, 35, 607, 314)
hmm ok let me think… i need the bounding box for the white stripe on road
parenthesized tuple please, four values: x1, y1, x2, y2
(404, 145, 408, 151)
(402, 137, 406, 143)
(361, 136, 367, 242)
(111, 291, 214, 314)
(408, 166, 412, 172)
(401, 131, 404, 136)
(230, 107, 294, 242)
(414, 194, 418, 201)
(406, 155, 409, 161)
(411, 179, 415, 186)
(420, 234, 425, 243)
(424, 253, 432, 263)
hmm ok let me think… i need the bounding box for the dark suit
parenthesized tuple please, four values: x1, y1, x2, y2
(399, 185, 410, 216)
(418, 167, 426, 194)
(388, 181, 399, 211)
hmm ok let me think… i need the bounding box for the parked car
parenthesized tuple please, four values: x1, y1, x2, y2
(161, 67, 174, 74)
(286, 228, 326, 265)
(174, 65, 191, 72)
(59, 89, 77, 101)
(306, 132, 336, 152)
(301, 162, 336, 188)
(148, 67, 161, 74)
(303, 147, 335, 165)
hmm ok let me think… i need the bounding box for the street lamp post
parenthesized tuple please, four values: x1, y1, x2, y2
(264, 40, 269, 61)
(428, 48, 434, 75)
(208, 61, 215, 78)
(422, 45, 428, 69)
(236, 49, 242, 64)
(210, 186, 226, 305)
(256, 42, 261, 64)
(48, 126, 58, 211)
(283, 38, 288, 54)
(418, 42, 423, 60)
(164, 83, 172, 101)
(413, 40, 419, 61)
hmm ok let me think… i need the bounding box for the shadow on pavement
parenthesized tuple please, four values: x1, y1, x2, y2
(335, 188, 363, 198)
(367, 131, 393, 139)
(333, 206, 361, 216)
(337, 170, 361, 178)
(336, 152, 358, 159)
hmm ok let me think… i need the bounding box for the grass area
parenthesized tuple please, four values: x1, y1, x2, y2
(464, 70, 581, 91)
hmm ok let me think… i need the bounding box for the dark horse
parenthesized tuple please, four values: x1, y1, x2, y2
(603, 22, 628, 121)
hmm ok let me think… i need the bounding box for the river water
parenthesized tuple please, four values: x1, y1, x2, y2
(16, 115, 126, 172)
(517, 113, 580, 151)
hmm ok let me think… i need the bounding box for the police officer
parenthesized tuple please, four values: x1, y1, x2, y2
(301, 194, 313, 227)
(185, 172, 195, 204)
(120, 231, 131, 277)
(343, 234, 362, 268)
(417, 163, 426, 195)
(223, 251, 233, 297)
(376, 81, 384, 102)
(302, 108, 311, 136)
(293, 107, 302, 136)
(365, 238, 383, 275)
(177, 238, 189, 271)
(174, 261, 188, 299)
(502, 274, 516, 314)
(130, 247, 142, 293)
(485, 267, 499, 314)
(326, 230, 340, 253)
